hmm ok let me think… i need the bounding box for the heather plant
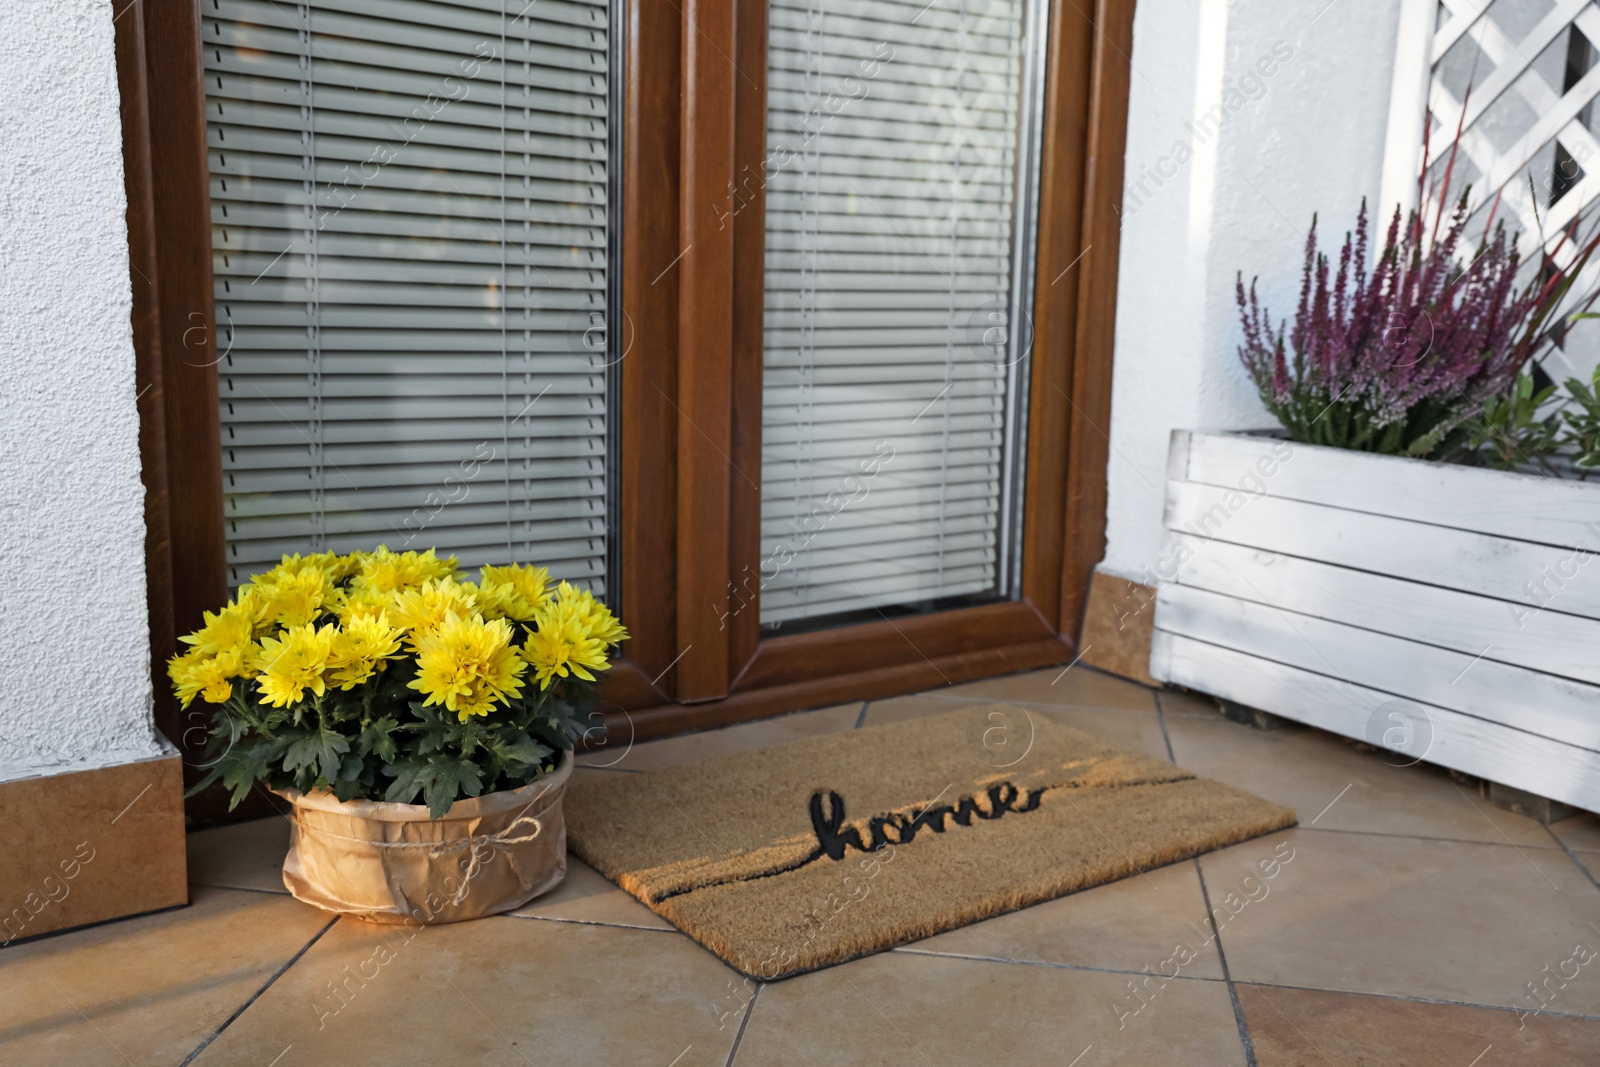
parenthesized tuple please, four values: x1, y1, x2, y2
(1237, 189, 1600, 459)
(1238, 109, 1600, 461)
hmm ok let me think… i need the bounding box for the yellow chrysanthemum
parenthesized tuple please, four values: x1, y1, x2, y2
(351, 545, 460, 597)
(255, 623, 336, 707)
(407, 613, 527, 720)
(330, 583, 397, 624)
(328, 612, 406, 690)
(251, 566, 337, 628)
(476, 563, 552, 621)
(389, 578, 480, 647)
(251, 552, 338, 586)
(561, 582, 629, 648)
(168, 649, 238, 706)
(522, 582, 628, 690)
(178, 600, 258, 659)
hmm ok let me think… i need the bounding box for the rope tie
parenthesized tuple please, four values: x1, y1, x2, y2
(289, 813, 545, 905)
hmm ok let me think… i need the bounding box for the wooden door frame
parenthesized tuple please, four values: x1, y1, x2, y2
(117, 0, 1137, 781)
(631, 0, 1137, 736)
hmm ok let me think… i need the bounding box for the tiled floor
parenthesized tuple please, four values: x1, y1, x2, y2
(8, 666, 1600, 1066)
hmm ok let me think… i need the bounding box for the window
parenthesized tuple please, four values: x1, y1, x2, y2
(757, 0, 1047, 630)
(128, 0, 1130, 769)
(202, 0, 620, 592)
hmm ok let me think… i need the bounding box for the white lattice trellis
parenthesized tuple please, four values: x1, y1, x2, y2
(1384, 0, 1600, 381)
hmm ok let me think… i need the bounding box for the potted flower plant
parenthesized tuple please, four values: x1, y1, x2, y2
(1148, 152, 1600, 814)
(171, 546, 627, 924)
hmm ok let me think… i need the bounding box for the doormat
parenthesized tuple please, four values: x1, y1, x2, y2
(565, 704, 1295, 979)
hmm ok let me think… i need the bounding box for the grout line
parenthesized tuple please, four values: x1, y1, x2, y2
(1193, 860, 1258, 1067)
(893, 947, 1600, 1022)
(188, 882, 291, 897)
(892, 946, 1226, 981)
(177, 915, 339, 1066)
(1293, 824, 1567, 851)
(0, 902, 189, 953)
(503, 913, 682, 934)
(722, 982, 761, 1066)
(1542, 824, 1600, 893)
(1153, 692, 1178, 764)
(854, 702, 870, 730)
(1240, 978, 1600, 1023)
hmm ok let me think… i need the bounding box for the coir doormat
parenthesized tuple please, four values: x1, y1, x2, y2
(565, 704, 1295, 979)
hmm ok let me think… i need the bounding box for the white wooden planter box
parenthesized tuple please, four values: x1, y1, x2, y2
(1149, 430, 1600, 814)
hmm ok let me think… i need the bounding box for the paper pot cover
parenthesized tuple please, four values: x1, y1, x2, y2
(274, 748, 573, 925)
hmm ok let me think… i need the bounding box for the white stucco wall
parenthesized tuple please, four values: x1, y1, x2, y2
(1102, 0, 1404, 581)
(0, 0, 165, 780)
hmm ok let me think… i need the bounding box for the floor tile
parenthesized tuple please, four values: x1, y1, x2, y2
(902, 858, 1225, 978)
(1156, 687, 1222, 718)
(187, 815, 292, 894)
(190, 913, 743, 1066)
(1166, 713, 1556, 847)
(1551, 812, 1600, 854)
(1240, 983, 1600, 1067)
(734, 950, 1245, 1065)
(1201, 828, 1600, 1012)
(509, 856, 672, 930)
(0, 885, 331, 1067)
(923, 665, 1159, 713)
(862, 694, 1172, 761)
(591, 702, 862, 772)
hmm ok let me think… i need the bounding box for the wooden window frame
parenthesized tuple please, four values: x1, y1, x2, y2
(116, 0, 1135, 805)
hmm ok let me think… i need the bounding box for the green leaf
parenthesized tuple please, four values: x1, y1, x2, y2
(422, 756, 484, 819)
(183, 765, 224, 800)
(358, 716, 399, 761)
(383, 759, 428, 805)
(402, 703, 456, 756)
(495, 732, 553, 772)
(283, 725, 350, 784)
(336, 751, 365, 782)
(220, 750, 267, 810)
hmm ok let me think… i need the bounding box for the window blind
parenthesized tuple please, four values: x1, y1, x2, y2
(758, 0, 1043, 627)
(202, 0, 617, 594)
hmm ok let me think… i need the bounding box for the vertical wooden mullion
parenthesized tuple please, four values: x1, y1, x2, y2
(1058, 0, 1135, 642)
(1019, 0, 1095, 631)
(144, 0, 227, 635)
(675, 0, 740, 700)
(727, 0, 769, 684)
(618, 0, 684, 693)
